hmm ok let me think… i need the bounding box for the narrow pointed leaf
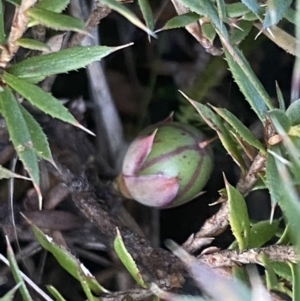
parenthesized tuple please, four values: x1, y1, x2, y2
(276, 82, 286, 111)
(26, 8, 85, 33)
(0, 1, 5, 43)
(0, 283, 21, 301)
(8, 45, 132, 83)
(6, 237, 33, 301)
(241, 0, 260, 14)
(183, 93, 246, 171)
(157, 12, 200, 32)
(138, 0, 154, 31)
(0, 165, 30, 180)
(226, 3, 250, 18)
(3, 72, 91, 135)
(98, 0, 155, 37)
(200, 0, 228, 38)
(223, 47, 270, 122)
(268, 109, 291, 132)
(19, 105, 54, 163)
(248, 219, 279, 248)
(263, 0, 293, 29)
(230, 20, 252, 45)
(291, 262, 300, 300)
(46, 286, 67, 301)
(0, 87, 39, 186)
(211, 106, 265, 153)
(272, 155, 300, 254)
(16, 38, 50, 52)
(266, 148, 283, 206)
(114, 228, 147, 288)
(225, 175, 250, 251)
(286, 99, 300, 125)
(25, 217, 108, 294)
(35, 0, 70, 13)
(272, 262, 292, 282)
(259, 253, 278, 289)
(175, 0, 205, 16)
(216, 0, 226, 22)
(202, 23, 216, 43)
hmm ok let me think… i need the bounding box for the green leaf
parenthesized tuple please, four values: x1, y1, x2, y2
(16, 38, 50, 52)
(268, 109, 291, 133)
(157, 12, 200, 32)
(272, 262, 292, 282)
(27, 7, 85, 33)
(0, 284, 21, 301)
(223, 47, 271, 122)
(183, 93, 247, 172)
(200, 0, 228, 38)
(0, 165, 30, 180)
(3, 72, 93, 135)
(5, 0, 21, 6)
(284, 7, 296, 24)
(98, 0, 155, 37)
(286, 99, 300, 125)
(35, 0, 70, 13)
(8, 45, 131, 83)
(0, 1, 5, 43)
(276, 82, 286, 111)
(114, 228, 147, 288)
(266, 148, 283, 206)
(291, 263, 300, 301)
(259, 253, 278, 289)
(46, 286, 67, 301)
(175, 0, 205, 16)
(270, 116, 300, 183)
(0, 87, 39, 186)
(241, 0, 260, 14)
(248, 220, 279, 248)
(6, 237, 33, 301)
(19, 106, 54, 163)
(225, 175, 250, 251)
(211, 106, 266, 153)
(26, 217, 108, 295)
(216, 0, 226, 22)
(263, 0, 293, 28)
(229, 20, 253, 45)
(226, 3, 250, 18)
(202, 22, 216, 43)
(272, 153, 300, 254)
(138, 0, 154, 32)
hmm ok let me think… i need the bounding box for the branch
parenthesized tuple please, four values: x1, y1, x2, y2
(199, 245, 298, 267)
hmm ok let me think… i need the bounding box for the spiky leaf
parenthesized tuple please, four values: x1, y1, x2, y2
(263, 0, 293, 28)
(19, 105, 54, 163)
(0, 87, 39, 186)
(8, 45, 132, 83)
(35, 0, 70, 13)
(98, 0, 155, 37)
(3, 72, 92, 135)
(114, 228, 147, 288)
(27, 7, 85, 33)
(225, 175, 250, 251)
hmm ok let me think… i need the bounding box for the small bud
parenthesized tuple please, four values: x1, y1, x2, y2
(118, 122, 213, 208)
